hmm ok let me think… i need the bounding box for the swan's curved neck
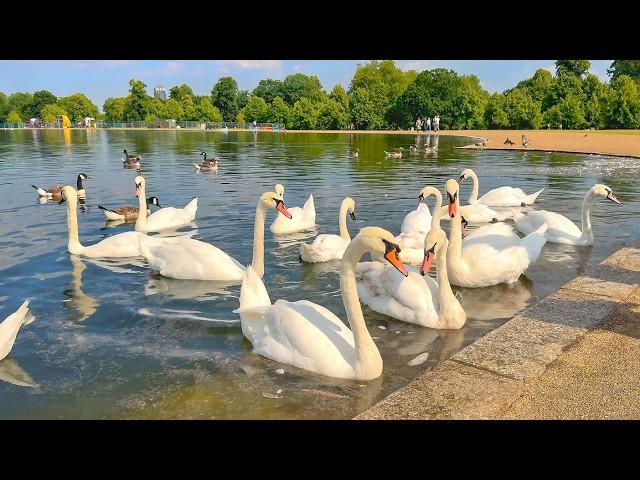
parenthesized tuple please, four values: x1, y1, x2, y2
(251, 202, 267, 277)
(341, 239, 382, 376)
(66, 195, 84, 255)
(447, 199, 463, 267)
(135, 183, 148, 231)
(579, 189, 596, 243)
(468, 171, 479, 203)
(434, 238, 458, 319)
(338, 201, 351, 241)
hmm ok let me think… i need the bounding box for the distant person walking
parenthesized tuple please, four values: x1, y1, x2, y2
(434, 115, 440, 132)
(415, 118, 422, 131)
(425, 117, 432, 132)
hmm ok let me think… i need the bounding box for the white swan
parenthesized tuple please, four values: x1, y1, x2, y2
(270, 186, 315, 234)
(1, 300, 35, 361)
(233, 227, 409, 380)
(459, 168, 544, 207)
(445, 179, 548, 287)
(138, 188, 292, 281)
(394, 187, 442, 265)
(60, 185, 148, 258)
(513, 184, 621, 245)
(400, 201, 432, 235)
(134, 176, 198, 232)
(299, 197, 356, 263)
(357, 197, 466, 329)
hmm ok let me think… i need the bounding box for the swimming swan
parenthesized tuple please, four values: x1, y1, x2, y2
(233, 227, 409, 380)
(1, 300, 35, 361)
(134, 176, 198, 232)
(512, 184, 622, 245)
(445, 179, 548, 287)
(270, 186, 315, 234)
(299, 197, 356, 263)
(357, 193, 466, 329)
(137, 188, 292, 281)
(459, 168, 544, 207)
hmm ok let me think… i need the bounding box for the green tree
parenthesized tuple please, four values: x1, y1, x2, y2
(241, 96, 269, 123)
(169, 84, 194, 101)
(40, 104, 68, 122)
(196, 97, 223, 122)
(582, 74, 609, 129)
(211, 77, 239, 122)
(329, 84, 350, 125)
(290, 98, 320, 129)
(0, 92, 8, 121)
(7, 110, 22, 123)
(604, 75, 640, 128)
(516, 69, 555, 108)
(7, 92, 33, 120)
(282, 73, 326, 105)
(350, 86, 387, 130)
(103, 97, 127, 121)
(165, 98, 184, 120)
(484, 93, 510, 128)
(543, 94, 585, 129)
(252, 79, 284, 104)
(266, 96, 292, 127)
(503, 88, 542, 129)
(237, 90, 250, 110)
(555, 60, 591, 78)
(58, 93, 99, 122)
(28, 90, 58, 118)
(317, 98, 349, 130)
(124, 79, 151, 121)
(607, 60, 640, 83)
(546, 71, 583, 109)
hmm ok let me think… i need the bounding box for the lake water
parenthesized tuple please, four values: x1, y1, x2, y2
(1, 129, 638, 419)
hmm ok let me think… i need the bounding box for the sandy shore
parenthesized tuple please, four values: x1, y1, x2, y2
(270, 129, 640, 159)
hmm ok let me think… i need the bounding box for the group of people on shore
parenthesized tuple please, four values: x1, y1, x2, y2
(415, 115, 440, 132)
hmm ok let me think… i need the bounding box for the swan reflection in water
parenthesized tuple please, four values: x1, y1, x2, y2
(145, 274, 237, 300)
(0, 358, 39, 389)
(63, 255, 99, 322)
(454, 277, 537, 322)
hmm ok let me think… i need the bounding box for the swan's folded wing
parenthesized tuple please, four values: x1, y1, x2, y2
(82, 231, 144, 258)
(238, 265, 271, 310)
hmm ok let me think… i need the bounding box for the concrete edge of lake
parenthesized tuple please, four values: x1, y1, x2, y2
(354, 239, 640, 420)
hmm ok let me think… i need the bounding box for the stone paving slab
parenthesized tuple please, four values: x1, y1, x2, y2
(355, 240, 640, 420)
(355, 360, 524, 420)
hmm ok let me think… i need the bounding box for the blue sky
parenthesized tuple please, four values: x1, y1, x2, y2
(0, 60, 613, 112)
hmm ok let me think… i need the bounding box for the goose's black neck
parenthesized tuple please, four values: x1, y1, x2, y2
(77, 175, 84, 190)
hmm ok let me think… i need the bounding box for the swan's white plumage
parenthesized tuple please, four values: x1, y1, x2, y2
(270, 194, 315, 234)
(400, 202, 431, 234)
(356, 263, 441, 326)
(0, 300, 34, 361)
(300, 235, 350, 263)
(477, 186, 544, 207)
(136, 198, 197, 232)
(513, 209, 582, 245)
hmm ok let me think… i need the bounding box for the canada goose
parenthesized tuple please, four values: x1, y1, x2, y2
(123, 149, 142, 167)
(33, 173, 91, 200)
(522, 135, 529, 147)
(98, 196, 162, 222)
(351, 148, 360, 158)
(194, 152, 220, 171)
(384, 147, 404, 158)
(504, 138, 515, 145)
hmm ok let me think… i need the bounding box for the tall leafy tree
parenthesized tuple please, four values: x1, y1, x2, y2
(290, 98, 320, 129)
(0, 92, 8, 121)
(211, 77, 239, 122)
(196, 97, 223, 122)
(604, 75, 640, 128)
(503, 88, 542, 129)
(607, 60, 640, 83)
(7, 110, 22, 123)
(252, 79, 284, 104)
(266, 96, 292, 127)
(103, 97, 127, 121)
(29, 90, 58, 118)
(124, 79, 151, 121)
(281, 73, 326, 105)
(7, 92, 33, 120)
(58, 93, 99, 122)
(241, 96, 269, 123)
(516, 69, 555, 108)
(40, 104, 68, 122)
(555, 60, 591, 78)
(169, 84, 194, 101)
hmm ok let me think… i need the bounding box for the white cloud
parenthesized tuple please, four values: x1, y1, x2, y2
(217, 60, 283, 74)
(396, 60, 434, 72)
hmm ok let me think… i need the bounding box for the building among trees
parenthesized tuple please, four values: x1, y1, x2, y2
(153, 85, 167, 101)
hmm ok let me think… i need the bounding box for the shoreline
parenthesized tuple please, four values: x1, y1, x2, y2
(355, 240, 640, 420)
(4, 127, 638, 159)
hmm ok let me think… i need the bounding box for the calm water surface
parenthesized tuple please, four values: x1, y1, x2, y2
(0, 129, 638, 419)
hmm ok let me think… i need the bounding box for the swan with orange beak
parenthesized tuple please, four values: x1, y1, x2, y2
(444, 179, 548, 288)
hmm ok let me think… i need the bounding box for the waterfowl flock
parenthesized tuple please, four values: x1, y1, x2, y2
(1, 146, 625, 385)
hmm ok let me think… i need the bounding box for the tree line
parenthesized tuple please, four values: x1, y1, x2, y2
(2, 60, 640, 129)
